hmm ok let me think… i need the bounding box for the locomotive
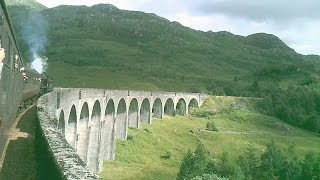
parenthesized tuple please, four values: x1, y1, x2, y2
(0, 0, 52, 159)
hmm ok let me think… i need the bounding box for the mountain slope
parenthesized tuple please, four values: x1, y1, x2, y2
(244, 33, 294, 51)
(5, 0, 46, 10)
(7, 3, 320, 93)
(41, 5, 315, 88)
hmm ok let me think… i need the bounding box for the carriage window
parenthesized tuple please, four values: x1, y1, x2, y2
(0, 37, 4, 79)
(14, 54, 19, 70)
(0, 48, 4, 64)
(0, 52, 3, 80)
(6, 35, 11, 67)
(6, 36, 12, 68)
(0, 37, 3, 63)
(0, 15, 4, 26)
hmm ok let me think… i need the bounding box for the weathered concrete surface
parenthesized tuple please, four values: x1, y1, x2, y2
(37, 88, 207, 175)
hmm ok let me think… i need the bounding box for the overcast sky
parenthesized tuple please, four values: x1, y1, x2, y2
(36, 0, 320, 55)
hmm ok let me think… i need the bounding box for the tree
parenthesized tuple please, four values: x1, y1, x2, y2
(192, 174, 228, 180)
(259, 141, 285, 180)
(300, 152, 320, 180)
(238, 145, 260, 180)
(278, 145, 301, 180)
(177, 144, 213, 180)
(218, 152, 245, 180)
(249, 80, 260, 96)
(206, 122, 218, 132)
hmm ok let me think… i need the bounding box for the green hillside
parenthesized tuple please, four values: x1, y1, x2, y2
(7, 3, 319, 92)
(102, 96, 320, 179)
(42, 5, 318, 93)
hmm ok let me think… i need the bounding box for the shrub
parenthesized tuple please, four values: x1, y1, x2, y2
(161, 151, 172, 160)
(143, 128, 152, 133)
(300, 152, 320, 180)
(177, 144, 213, 180)
(206, 122, 218, 132)
(237, 146, 260, 180)
(218, 152, 245, 180)
(127, 135, 134, 141)
(194, 110, 216, 119)
(192, 173, 229, 180)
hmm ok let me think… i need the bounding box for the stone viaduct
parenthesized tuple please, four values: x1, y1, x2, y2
(37, 88, 207, 178)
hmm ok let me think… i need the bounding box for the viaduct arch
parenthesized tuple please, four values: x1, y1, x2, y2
(39, 88, 207, 176)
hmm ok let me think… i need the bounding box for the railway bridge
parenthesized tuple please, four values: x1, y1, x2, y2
(37, 88, 207, 178)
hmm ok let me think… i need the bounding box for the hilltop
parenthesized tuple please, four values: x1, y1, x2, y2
(5, 0, 46, 10)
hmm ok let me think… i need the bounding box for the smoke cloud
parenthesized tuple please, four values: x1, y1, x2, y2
(21, 10, 48, 73)
(31, 54, 47, 74)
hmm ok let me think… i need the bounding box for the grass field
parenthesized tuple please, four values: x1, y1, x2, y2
(100, 97, 320, 180)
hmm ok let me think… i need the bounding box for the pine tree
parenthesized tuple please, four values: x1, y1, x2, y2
(259, 141, 285, 180)
(238, 145, 260, 179)
(219, 152, 245, 180)
(177, 144, 213, 180)
(300, 152, 320, 180)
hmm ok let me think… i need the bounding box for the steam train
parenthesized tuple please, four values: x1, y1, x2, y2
(0, 1, 52, 157)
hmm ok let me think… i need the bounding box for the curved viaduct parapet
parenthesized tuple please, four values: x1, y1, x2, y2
(36, 88, 207, 177)
(37, 93, 97, 179)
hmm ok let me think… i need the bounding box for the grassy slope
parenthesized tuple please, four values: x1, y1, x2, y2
(48, 62, 193, 91)
(101, 97, 320, 179)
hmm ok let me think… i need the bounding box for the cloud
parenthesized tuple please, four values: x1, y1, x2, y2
(191, 0, 320, 55)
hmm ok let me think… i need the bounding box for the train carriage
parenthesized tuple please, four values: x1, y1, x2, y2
(0, 1, 52, 161)
(0, 0, 25, 132)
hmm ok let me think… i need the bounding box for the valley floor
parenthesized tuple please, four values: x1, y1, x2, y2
(100, 99, 320, 179)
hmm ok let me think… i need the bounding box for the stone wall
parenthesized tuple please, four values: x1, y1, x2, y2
(37, 93, 98, 179)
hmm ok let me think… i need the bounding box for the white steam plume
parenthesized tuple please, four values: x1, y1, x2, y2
(20, 10, 48, 73)
(31, 54, 47, 74)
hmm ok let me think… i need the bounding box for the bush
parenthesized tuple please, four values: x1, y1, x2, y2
(177, 144, 213, 180)
(194, 110, 216, 119)
(218, 152, 245, 180)
(206, 122, 218, 132)
(300, 152, 320, 179)
(143, 128, 152, 133)
(259, 141, 285, 179)
(161, 151, 172, 160)
(192, 174, 229, 180)
(127, 135, 134, 141)
(177, 141, 320, 180)
(237, 145, 259, 180)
